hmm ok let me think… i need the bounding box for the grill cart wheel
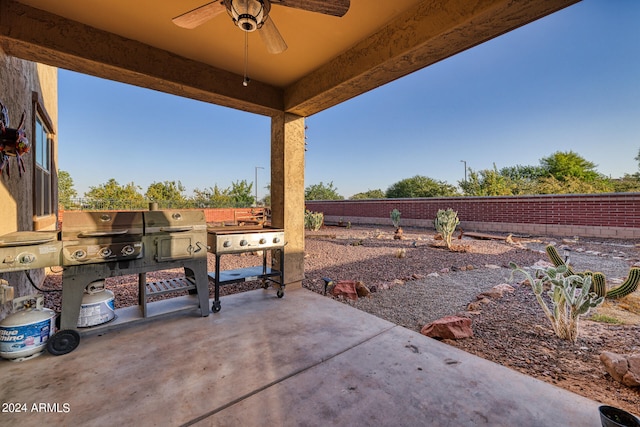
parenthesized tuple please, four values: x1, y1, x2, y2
(47, 329, 81, 356)
(212, 301, 221, 313)
(277, 289, 284, 298)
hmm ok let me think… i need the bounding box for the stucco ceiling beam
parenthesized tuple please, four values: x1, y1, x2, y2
(284, 0, 580, 117)
(0, 0, 284, 116)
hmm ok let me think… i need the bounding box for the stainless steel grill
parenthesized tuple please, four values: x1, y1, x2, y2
(207, 226, 285, 312)
(49, 209, 211, 356)
(61, 211, 143, 265)
(0, 231, 61, 273)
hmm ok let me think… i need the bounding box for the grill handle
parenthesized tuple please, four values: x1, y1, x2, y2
(159, 226, 193, 233)
(78, 229, 130, 238)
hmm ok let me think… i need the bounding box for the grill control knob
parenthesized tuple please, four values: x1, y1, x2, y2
(19, 253, 36, 264)
(273, 237, 281, 244)
(259, 238, 267, 244)
(223, 240, 232, 248)
(121, 245, 135, 256)
(99, 247, 112, 258)
(240, 239, 248, 246)
(73, 249, 87, 260)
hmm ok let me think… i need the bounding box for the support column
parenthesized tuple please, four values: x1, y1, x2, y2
(270, 112, 305, 289)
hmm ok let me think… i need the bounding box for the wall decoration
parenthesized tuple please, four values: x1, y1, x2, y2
(0, 100, 29, 178)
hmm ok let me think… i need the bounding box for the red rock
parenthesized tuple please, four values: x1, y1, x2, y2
(331, 280, 358, 301)
(421, 316, 473, 340)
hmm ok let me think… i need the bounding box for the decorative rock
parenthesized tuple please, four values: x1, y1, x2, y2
(330, 280, 358, 301)
(439, 268, 450, 273)
(466, 265, 474, 271)
(412, 273, 425, 280)
(393, 279, 405, 286)
(533, 260, 554, 268)
(467, 298, 492, 312)
(427, 272, 440, 278)
(484, 264, 501, 269)
(355, 281, 370, 298)
(600, 351, 640, 387)
(421, 316, 473, 340)
(478, 284, 515, 300)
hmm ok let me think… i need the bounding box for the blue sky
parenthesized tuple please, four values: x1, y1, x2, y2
(58, 0, 640, 200)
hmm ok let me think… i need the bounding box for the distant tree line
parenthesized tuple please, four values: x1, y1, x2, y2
(59, 149, 640, 207)
(305, 150, 640, 200)
(58, 173, 263, 210)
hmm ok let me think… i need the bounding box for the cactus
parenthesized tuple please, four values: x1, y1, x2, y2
(304, 210, 324, 231)
(390, 209, 401, 228)
(606, 268, 640, 299)
(583, 271, 607, 298)
(510, 263, 604, 342)
(434, 208, 459, 250)
(545, 245, 577, 276)
(545, 245, 639, 299)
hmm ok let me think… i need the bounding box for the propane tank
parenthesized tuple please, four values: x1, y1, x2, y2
(0, 294, 56, 362)
(77, 280, 115, 328)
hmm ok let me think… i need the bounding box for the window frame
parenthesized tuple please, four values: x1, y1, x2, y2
(31, 92, 56, 230)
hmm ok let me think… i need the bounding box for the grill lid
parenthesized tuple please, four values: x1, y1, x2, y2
(62, 211, 144, 239)
(0, 231, 59, 247)
(144, 210, 206, 234)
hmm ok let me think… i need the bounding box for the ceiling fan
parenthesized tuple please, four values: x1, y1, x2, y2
(172, 0, 351, 55)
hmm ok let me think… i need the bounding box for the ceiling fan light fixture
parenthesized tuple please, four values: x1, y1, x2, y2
(226, 0, 269, 32)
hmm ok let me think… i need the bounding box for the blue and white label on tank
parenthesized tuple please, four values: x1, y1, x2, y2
(0, 318, 53, 354)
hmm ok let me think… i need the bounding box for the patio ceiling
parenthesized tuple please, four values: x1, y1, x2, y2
(0, 0, 580, 117)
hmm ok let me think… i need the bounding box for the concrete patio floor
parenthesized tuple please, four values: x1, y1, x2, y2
(1, 288, 604, 426)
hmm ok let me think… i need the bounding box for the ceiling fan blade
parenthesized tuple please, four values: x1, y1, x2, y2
(259, 16, 288, 54)
(271, 0, 350, 17)
(172, 1, 227, 29)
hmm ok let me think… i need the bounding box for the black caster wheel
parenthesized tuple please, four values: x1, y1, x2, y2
(212, 301, 221, 313)
(47, 329, 81, 356)
(277, 289, 284, 298)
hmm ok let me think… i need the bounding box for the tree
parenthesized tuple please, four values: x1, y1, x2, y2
(58, 170, 77, 209)
(145, 181, 186, 207)
(459, 165, 515, 196)
(533, 175, 614, 194)
(229, 180, 254, 207)
(305, 181, 343, 200)
(84, 178, 146, 209)
(386, 175, 458, 198)
(350, 189, 385, 200)
(191, 185, 231, 208)
(539, 151, 600, 182)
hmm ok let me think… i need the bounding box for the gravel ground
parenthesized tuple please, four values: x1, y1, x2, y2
(40, 225, 640, 414)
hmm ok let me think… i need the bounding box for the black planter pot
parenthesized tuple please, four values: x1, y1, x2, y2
(599, 405, 640, 427)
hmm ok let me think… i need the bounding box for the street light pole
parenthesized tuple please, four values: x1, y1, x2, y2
(460, 160, 467, 183)
(254, 166, 264, 206)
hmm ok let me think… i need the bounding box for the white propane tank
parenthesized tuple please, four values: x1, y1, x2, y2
(78, 280, 115, 328)
(0, 294, 56, 362)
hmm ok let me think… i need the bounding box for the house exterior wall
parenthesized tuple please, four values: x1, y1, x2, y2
(306, 193, 640, 239)
(0, 47, 58, 318)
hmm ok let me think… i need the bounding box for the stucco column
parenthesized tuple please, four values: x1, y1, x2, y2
(270, 112, 305, 289)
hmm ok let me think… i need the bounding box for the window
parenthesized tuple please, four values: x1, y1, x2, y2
(34, 114, 53, 217)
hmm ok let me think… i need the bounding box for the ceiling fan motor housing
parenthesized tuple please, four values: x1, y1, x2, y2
(226, 0, 270, 32)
